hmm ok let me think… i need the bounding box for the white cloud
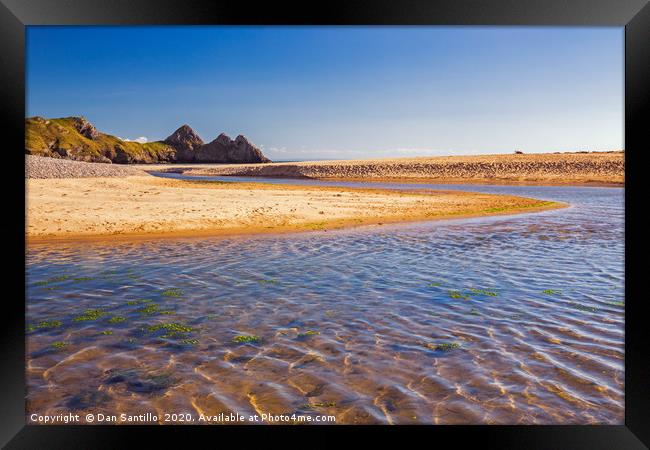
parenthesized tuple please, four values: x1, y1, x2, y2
(123, 136, 148, 144)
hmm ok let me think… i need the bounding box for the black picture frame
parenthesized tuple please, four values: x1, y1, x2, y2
(1, 0, 647, 447)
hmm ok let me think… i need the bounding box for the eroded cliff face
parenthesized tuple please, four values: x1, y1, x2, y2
(192, 133, 271, 163)
(162, 125, 205, 162)
(25, 117, 272, 164)
(72, 117, 100, 140)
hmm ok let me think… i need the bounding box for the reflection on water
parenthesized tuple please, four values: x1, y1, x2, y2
(26, 180, 624, 424)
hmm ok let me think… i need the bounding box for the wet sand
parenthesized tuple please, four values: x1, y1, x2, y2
(26, 175, 563, 243)
(140, 152, 624, 186)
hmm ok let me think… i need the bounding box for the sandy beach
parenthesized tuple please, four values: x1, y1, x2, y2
(140, 152, 624, 186)
(26, 157, 563, 242)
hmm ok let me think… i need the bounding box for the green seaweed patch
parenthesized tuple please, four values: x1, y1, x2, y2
(145, 323, 194, 333)
(162, 332, 181, 339)
(303, 401, 336, 409)
(108, 316, 126, 324)
(298, 330, 320, 338)
(542, 289, 561, 295)
(145, 322, 194, 339)
(425, 342, 461, 352)
(46, 275, 71, 283)
(27, 320, 62, 332)
(313, 401, 336, 407)
(73, 309, 106, 322)
(127, 299, 153, 305)
(136, 303, 161, 315)
(449, 290, 471, 300)
(469, 288, 498, 297)
(607, 301, 624, 307)
(427, 282, 441, 287)
(179, 338, 199, 346)
(161, 288, 183, 298)
(99, 330, 113, 336)
(72, 276, 95, 283)
(233, 335, 262, 344)
(570, 303, 598, 313)
(34, 275, 70, 290)
(257, 279, 279, 285)
(51, 341, 68, 350)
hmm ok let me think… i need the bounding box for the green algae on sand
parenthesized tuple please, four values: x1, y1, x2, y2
(73, 309, 107, 322)
(233, 335, 262, 344)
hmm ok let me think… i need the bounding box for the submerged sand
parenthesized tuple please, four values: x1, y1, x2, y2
(141, 152, 624, 186)
(26, 175, 562, 242)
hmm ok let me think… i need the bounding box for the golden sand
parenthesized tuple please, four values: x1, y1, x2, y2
(26, 175, 564, 243)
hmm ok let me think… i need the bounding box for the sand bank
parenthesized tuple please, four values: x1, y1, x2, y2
(141, 152, 624, 186)
(26, 175, 563, 243)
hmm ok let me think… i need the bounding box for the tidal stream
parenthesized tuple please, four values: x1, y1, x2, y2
(26, 176, 624, 424)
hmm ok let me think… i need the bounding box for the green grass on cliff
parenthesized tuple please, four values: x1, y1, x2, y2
(25, 116, 175, 163)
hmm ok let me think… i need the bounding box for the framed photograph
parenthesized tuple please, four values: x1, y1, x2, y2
(1, 0, 648, 447)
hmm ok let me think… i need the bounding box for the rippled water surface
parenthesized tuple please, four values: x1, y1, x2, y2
(26, 179, 624, 424)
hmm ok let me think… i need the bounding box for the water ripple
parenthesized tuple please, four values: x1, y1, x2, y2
(26, 182, 624, 424)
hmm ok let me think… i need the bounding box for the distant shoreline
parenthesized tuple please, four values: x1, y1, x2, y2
(136, 151, 625, 187)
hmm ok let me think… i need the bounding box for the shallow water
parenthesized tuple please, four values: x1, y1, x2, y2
(26, 177, 624, 424)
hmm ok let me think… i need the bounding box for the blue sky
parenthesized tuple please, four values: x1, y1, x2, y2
(26, 26, 623, 160)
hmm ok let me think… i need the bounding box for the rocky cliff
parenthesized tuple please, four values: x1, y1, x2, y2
(162, 124, 205, 161)
(193, 133, 270, 163)
(25, 116, 271, 164)
(162, 127, 270, 163)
